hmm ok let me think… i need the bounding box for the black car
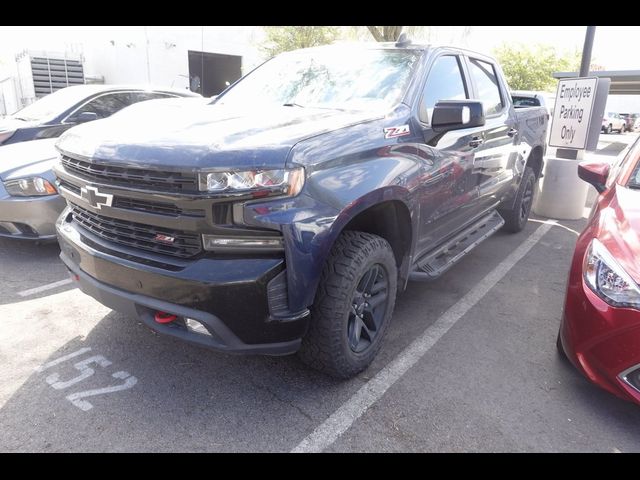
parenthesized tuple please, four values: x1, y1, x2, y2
(0, 85, 200, 146)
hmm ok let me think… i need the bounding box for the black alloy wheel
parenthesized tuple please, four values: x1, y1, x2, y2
(347, 264, 389, 353)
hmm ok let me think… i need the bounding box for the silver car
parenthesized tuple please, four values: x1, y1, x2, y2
(0, 138, 65, 240)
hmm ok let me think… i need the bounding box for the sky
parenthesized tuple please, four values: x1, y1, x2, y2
(1, 26, 639, 71)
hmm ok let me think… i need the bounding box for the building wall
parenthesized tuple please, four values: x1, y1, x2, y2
(82, 26, 265, 92)
(0, 26, 266, 114)
(606, 95, 640, 115)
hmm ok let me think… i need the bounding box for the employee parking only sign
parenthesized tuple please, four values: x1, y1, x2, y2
(549, 77, 598, 150)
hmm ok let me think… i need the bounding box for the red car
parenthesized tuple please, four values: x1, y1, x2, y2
(558, 136, 640, 404)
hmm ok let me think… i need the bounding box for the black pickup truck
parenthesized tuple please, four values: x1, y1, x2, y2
(54, 41, 547, 378)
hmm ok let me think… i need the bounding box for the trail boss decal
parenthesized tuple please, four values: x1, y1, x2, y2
(383, 125, 410, 139)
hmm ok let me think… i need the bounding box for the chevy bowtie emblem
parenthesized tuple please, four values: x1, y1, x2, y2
(80, 186, 113, 210)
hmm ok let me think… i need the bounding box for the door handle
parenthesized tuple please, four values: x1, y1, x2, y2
(507, 128, 518, 137)
(469, 136, 484, 148)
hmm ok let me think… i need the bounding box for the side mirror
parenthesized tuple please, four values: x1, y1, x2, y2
(578, 161, 610, 193)
(73, 112, 99, 123)
(431, 100, 485, 133)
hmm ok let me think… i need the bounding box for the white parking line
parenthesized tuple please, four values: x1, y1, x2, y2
(291, 221, 554, 453)
(17, 278, 73, 298)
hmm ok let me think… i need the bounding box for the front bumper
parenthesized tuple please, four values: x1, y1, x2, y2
(57, 211, 309, 355)
(560, 244, 640, 404)
(0, 186, 66, 239)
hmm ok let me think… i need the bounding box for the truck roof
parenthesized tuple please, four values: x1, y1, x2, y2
(280, 42, 499, 63)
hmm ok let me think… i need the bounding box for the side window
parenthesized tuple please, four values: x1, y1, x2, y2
(70, 92, 137, 120)
(131, 92, 177, 103)
(468, 58, 503, 116)
(419, 55, 467, 124)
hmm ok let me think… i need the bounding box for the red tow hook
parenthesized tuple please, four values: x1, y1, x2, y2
(154, 311, 178, 324)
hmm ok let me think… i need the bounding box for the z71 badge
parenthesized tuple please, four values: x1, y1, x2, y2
(383, 125, 411, 139)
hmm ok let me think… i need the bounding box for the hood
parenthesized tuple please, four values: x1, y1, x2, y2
(0, 117, 39, 133)
(0, 138, 59, 181)
(56, 101, 382, 171)
(598, 186, 640, 284)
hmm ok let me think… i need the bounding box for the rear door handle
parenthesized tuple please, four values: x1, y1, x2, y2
(507, 128, 518, 137)
(469, 136, 484, 148)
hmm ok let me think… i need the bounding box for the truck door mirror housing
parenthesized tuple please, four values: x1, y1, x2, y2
(431, 100, 485, 133)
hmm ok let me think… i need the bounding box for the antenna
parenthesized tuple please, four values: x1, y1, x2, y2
(395, 32, 411, 47)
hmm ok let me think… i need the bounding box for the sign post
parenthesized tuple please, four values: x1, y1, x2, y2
(532, 76, 610, 220)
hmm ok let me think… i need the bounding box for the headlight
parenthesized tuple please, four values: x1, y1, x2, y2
(199, 167, 305, 198)
(0, 130, 15, 145)
(583, 238, 640, 309)
(3, 177, 57, 197)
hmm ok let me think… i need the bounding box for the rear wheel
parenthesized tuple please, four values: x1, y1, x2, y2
(298, 231, 397, 379)
(500, 166, 536, 233)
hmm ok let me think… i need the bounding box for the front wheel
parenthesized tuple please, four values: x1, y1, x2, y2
(499, 166, 536, 233)
(605, 124, 612, 134)
(298, 231, 398, 379)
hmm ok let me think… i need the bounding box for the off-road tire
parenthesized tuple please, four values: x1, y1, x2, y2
(297, 231, 397, 379)
(500, 166, 536, 233)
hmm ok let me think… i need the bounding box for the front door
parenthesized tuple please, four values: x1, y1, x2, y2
(415, 54, 483, 255)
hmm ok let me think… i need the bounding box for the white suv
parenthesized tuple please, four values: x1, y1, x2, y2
(602, 112, 626, 134)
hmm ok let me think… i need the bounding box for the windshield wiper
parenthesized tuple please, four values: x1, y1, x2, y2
(11, 116, 31, 121)
(283, 102, 306, 108)
(628, 183, 640, 189)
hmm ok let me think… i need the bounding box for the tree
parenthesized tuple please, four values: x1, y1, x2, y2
(366, 26, 403, 42)
(261, 26, 339, 58)
(494, 43, 581, 92)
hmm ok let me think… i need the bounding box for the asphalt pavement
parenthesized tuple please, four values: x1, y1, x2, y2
(1, 133, 639, 452)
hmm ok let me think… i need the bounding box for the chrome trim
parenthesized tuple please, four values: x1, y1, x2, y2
(619, 363, 640, 393)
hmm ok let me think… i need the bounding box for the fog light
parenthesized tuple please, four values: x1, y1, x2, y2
(202, 235, 284, 251)
(185, 318, 211, 336)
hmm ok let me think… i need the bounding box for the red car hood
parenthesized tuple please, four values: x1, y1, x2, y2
(597, 186, 640, 284)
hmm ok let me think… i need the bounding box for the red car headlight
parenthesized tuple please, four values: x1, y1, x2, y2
(583, 239, 640, 309)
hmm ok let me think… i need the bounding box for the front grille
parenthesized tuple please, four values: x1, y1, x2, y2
(58, 179, 81, 195)
(112, 197, 204, 218)
(61, 155, 198, 192)
(58, 179, 205, 218)
(71, 205, 202, 258)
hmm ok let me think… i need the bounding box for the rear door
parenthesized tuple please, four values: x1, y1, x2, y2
(414, 53, 484, 254)
(463, 56, 519, 213)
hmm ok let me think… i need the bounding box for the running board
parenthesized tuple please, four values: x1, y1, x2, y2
(409, 211, 505, 282)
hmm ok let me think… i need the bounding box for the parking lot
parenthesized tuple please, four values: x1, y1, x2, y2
(1, 134, 639, 453)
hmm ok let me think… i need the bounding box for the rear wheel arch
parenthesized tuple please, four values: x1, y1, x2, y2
(527, 145, 544, 179)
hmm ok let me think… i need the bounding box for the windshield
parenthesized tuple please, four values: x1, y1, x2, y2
(11, 87, 94, 122)
(217, 47, 421, 111)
